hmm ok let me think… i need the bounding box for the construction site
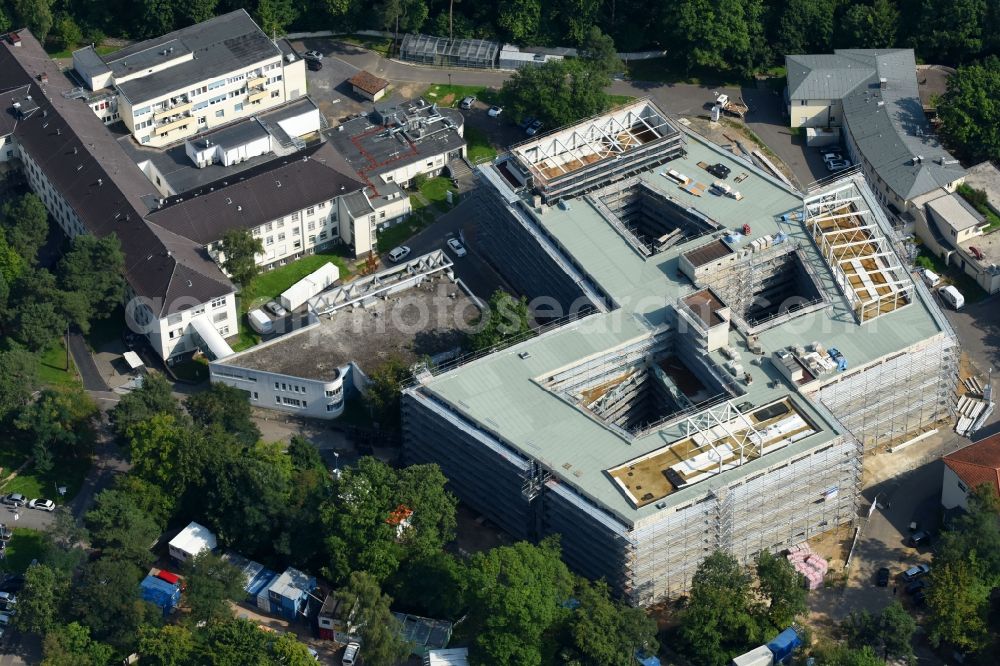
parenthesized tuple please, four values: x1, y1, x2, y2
(402, 100, 959, 604)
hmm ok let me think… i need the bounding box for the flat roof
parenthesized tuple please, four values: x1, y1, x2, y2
(413, 118, 949, 525)
(169, 521, 216, 554)
(927, 193, 984, 233)
(110, 10, 281, 104)
(219, 272, 480, 380)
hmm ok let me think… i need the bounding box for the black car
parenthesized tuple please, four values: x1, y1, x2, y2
(876, 567, 890, 587)
(905, 579, 928, 595)
(707, 163, 731, 179)
(307, 59, 322, 71)
(0, 576, 24, 594)
(909, 530, 932, 547)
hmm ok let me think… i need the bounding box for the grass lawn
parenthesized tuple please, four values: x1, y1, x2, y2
(37, 340, 82, 390)
(0, 455, 90, 504)
(423, 84, 498, 108)
(337, 34, 394, 58)
(231, 323, 260, 353)
(916, 250, 987, 304)
(418, 176, 457, 210)
(0, 528, 45, 574)
(46, 43, 117, 59)
(465, 126, 497, 164)
(607, 94, 636, 108)
(239, 250, 353, 313)
(377, 206, 435, 253)
(171, 358, 209, 383)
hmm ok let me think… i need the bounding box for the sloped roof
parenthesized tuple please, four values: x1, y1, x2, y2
(0, 30, 233, 317)
(786, 49, 966, 201)
(348, 70, 389, 96)
(943, 434, 1000, 496)
(147, 142, 365, 244)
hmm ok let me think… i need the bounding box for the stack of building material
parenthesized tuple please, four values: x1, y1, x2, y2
(786, 544, 828, 590)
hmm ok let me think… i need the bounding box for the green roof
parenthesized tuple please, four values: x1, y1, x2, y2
(417, 125, 948, 526)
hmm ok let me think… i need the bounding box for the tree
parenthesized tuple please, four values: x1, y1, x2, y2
(390, 551, 468, 619)
(41, 622, 115, 666)
(0, 235, 24, 285)
(72, 557, 160, 651)
(497, 0, 541, 42)
(770, 0, 836, 56)
(468, 289, 532, 352)
(0, 347, 38, 422)
(288, 435, 325, 473)
(43, 507, 89, 575)
(677, 551, 765, 666)
(57, 234, 126, 332)
(579, 27, 622, 78)
(200, 618, 316, 665)
(85, 487, 163, 567)
(466, 537, 575, 665)
(2, 192, 48, 264)
(220, 228, 263, 288)
(138, 624, 196, 666)
(918, 0, 986, 64)
(48, 13, 83, 50)
(182, 551, 246, 626)
(109, 371, 181, 439)
(15, 386, 98, 473)
(754, 550, 806, 631)
(334, 571, 411, 666)
(12, 564, 63, 635)
(563, 579, 658, 666)
(255, 0, 298, 36)
(938, 57, 1000, 163)
(878, 601, 916, 662)
(138, 0, 174, 38)
(926, 555, 991, 652)
(184, 383, 260, 446)
(12, 300, 65, 352)
(364, 356, 411, 429)
(176, 0, 217, 26)
(811, 642, 886, 666)
(662, 0, 756, 76)
(837, 0, 900, 49)
(13, 0, 54, 42)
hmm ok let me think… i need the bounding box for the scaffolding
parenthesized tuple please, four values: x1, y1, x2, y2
(399, 34, 500, 69)
(803, 183, 914, 323)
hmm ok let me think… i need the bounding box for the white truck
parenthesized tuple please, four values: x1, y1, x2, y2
(714, 92, 749, 118)
(279, 262, 340, 312)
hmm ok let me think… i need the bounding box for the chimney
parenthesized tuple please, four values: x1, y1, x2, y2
(97, 178, 103, 186)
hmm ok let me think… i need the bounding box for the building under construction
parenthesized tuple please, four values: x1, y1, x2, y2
(402, 99, 958, 604)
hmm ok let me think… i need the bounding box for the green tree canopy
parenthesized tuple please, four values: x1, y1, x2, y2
(85, 486, 163, 567)
(255, 0, 298, 36)
(12, 564, 64, 636)
(562, 578, 659, 666)
(938, 56, 1000, 163)
(919, 0, 986, 64)
(14, 386, 98, 473)
(71, 557, 160, 651)
(13, 0, 54, 42)
(41, 622, 115, 666)
(754, 550, 806, 631)
(364, 355, 411, 429)
(0, 347, 38, 422)
(137, 624, 197, 666)
(466, 537, 575, 665)
(184, 382, 260, 446)
(334, 571, 412, 666)
(220, 228, 263, 288)
(109, 371, 181, 439)
(181, 550, 247, 625)
(468, 288, 532, 353)
(2, 192, 49, 264)
(57, 233, 126, 332)
(837, 0, 900, 49)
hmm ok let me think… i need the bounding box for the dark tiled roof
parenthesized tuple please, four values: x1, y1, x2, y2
(147, 142, 365, 244)
(108, 10, 281, 104)
(348, 70, 389, 96)
(0, 30, 233, 317)
(943, 434, 1000, 497)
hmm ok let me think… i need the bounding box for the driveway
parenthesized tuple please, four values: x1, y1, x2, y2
(941, 293, 1000, 429)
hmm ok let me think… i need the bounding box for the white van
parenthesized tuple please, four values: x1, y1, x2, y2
(919, 269, 941, 288)
(940, 285, 965, 310)
(247, 308, 273, 334)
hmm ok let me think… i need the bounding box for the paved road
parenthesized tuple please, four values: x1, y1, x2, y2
(67, 331, 109, 392)
(941, 292, 1000, 429)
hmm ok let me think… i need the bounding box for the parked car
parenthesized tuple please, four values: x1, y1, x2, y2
(0, 576, 25, 594)
(447, 238, 467, 257)
(459, 96, 476, 109)
(303, 50, 323, 61)
(265, 301, 288, 318)
(821, 151, 844, 163)
(519, 116, 537, 129)
(488, 105, 503, 117)
(876, 567, 890, 587)
(826, 159, 852, 172)
(342, 641, 361, 666)
(706, 163, 731, 179)
(905, 579, 929, 595)
(3, 494, 25, 507)
(387, 246, 411, 263)
(526, 119, 544, 136)
(0, 592, 15, 609)
(0, 612, 11, 626)
(902, 563, 931, 581)
(28, 498, 54, 512)
(919, 269, 941, 288)
(939, 285, 964, 310)
(909, 530, 932, 547)
(248, 308, 274, 335)
(307, 59, 323, 72)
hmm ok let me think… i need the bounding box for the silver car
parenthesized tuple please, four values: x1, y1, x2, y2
(265, 301, 288, 318)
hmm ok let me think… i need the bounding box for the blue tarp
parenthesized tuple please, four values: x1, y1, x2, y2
(767, 628, 802, 663)
(635, 650, 661, 666)
(140, 575, 180, 615)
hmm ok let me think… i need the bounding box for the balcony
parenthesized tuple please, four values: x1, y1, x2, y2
(153, 115, 192, 136)
(153, 101, 192, 121)
(247, 89, 268, 103)
(248, 76, 267, 89)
